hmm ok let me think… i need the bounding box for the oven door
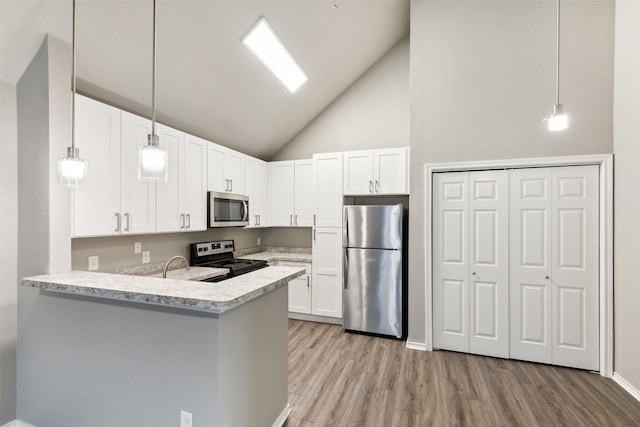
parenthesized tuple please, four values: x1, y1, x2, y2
(208, 192, 249, 227)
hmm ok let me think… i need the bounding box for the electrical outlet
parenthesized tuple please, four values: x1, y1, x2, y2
(180, 410, 192, 427)
(134, 242, 142, 254)
(142, 251, 150, 264)
(88, 256, 99, 271)
(257, 237, 261, 246)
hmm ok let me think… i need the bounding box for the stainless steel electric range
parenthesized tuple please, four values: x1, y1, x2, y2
(189, 240, 267, 282)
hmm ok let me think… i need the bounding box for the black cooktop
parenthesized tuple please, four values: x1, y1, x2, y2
(189, 239, 267, 282)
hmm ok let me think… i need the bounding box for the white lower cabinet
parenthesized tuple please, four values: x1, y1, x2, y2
(312, 227, 343, 318)
(432, 166, 600, 370)
(279, 261, 312, 314)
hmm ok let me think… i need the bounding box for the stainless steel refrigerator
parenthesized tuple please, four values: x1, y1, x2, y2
(343, 204, 404, 338)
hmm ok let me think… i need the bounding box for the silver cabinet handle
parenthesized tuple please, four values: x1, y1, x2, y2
(307, 275, 310, 288)
(255, 215, 258, 226)
(369, 180, 373, 193)
(124, 213, 130, 232)
(375, 180, 380, 193)
(115, 213, 121, 232)
(313, 227, 316, 241)
(295, 214, 298, 226)
(180, 214, 185, 229)
(313, 214, 316, 226)
(230, 180, 233, 192)
(225, 179, 229, 192)
(186, 214, 191, 229)
(290, 215, 293, 226)
(257, 215, 260, 226)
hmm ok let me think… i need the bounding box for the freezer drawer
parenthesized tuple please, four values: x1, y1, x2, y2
(343, 247, 402, 338)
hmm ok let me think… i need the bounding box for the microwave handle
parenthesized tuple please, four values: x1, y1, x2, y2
(241, 200, 248, 221)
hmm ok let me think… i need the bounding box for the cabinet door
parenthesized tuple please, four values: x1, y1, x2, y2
(207, 143, 227, 192)
(374, 148, 409, 195)
(155, 124, 184, 232)
(183, 134, 208, 231)
(550, 165, 599, 370)
(314, 153, 343, 228)
(120, 111, 156, 234)
(72, 95, 121, 237)
(288, 275, 312, 314)
(225, 149, 245, 195)
(245, 156, 269, 227)
(269, 161, 295, 226)
(343, 151, 373, 195)
(432, 172, 470, 353)
(468, 170, 509, 358)
(312, 227, 343, 318)
(294, 159, 314, 226)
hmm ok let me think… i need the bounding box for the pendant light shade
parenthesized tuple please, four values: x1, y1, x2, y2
(545, 0, 568, 132)
(138, 0, 168, 181)
(58, 0, 88, 188)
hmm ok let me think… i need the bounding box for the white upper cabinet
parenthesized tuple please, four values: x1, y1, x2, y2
(119, 111, 157, 234)
(313, 152, 343, 228)
(72, 95, 121, 237)
(343, 148, 409, 195)
(156, 128, 208, 233)
(245, 156, 269, 228)
(208, 143, 245, 195)
(269, 159, 314, 227)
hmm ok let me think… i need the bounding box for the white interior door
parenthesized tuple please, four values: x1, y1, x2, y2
(551, 166, 599, 370)
(433, 172, 469, 352)
(469, 170, 509, 358)
(509, 168, 553, 364)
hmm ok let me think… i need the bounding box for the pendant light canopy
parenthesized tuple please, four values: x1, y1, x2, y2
(138, 0, 168, 181)
(58, 0, 88, 187)
(546, 0, 568, 132)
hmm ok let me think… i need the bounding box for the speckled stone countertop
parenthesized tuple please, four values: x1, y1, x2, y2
(237, 252, 313, 263)
(21, 267, 305, 314)
(146, 266, 228, 281)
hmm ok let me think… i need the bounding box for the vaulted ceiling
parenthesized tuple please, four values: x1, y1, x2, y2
(1, 0, 409, 159)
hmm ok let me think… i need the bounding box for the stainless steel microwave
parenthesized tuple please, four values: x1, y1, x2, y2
(208, 192, 249, 227)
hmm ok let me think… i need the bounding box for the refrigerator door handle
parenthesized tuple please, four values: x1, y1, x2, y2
(342, 208, 348, 248)
(343, 250, 348, 289)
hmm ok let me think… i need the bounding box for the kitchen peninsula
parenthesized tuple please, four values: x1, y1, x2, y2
(19, 266, 304, 427)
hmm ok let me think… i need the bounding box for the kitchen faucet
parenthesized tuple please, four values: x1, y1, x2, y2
(163, 255, 190, 278)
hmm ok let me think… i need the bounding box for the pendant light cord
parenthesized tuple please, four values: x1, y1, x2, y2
(555, 0, 561, 106)
(151, 0, 157, 136)
(71, 0, 77, 152)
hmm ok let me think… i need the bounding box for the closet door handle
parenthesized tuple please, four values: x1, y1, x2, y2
(115, 213, 121, 232)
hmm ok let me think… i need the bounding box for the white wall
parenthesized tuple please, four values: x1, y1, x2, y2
(0, 80, 18, 423)
(409, 0, 614, 344)
(613, 0, 640, 392)
(272, 35, 409, 161)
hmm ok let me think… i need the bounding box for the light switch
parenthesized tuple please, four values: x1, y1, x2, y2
(134, 242, 142, 254)
(88, 256, 99, 271)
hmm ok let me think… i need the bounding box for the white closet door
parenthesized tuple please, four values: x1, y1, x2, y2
(551, 166, 599, 370)
(433, 172, 469, 352)
(469, 171, 509, 358)
(509, 168, 553, 364)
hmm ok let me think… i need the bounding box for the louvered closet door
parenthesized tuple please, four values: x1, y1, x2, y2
(509, 168, 553, 364)
(433, 172, 470, 352)
(551, 166, 599, 370)
(468, 171, 509, 358)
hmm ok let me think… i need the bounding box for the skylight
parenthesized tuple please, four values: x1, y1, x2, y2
(242, 18, 308, 93)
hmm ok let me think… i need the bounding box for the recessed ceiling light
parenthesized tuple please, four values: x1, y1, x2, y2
(242, 17, 308, 93)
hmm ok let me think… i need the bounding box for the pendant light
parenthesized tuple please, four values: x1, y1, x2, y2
(545, 0, 568, 132)
(58, 0, 88, 187)
(138, 0, 168, 181)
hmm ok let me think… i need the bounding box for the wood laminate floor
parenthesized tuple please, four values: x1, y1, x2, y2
(284, 320, 640, 427)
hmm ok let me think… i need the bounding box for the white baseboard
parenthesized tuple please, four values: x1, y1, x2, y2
(272, 403, 291, 427)
(613, 372, 640, 403)
(406, 340, 427, 351)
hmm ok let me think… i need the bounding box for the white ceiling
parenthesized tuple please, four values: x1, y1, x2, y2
(1, 0, 409, 159)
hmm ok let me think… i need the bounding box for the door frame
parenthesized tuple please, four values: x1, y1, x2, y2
(424, 154, 613, 377)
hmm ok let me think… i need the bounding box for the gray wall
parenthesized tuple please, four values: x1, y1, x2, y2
(0, 80, 18, 423)
(408, 0, 614, 344)
(272, 35, 409, 161)
(260, 228, 312, 249)
(613, 0, 640, 391)
(72, 228, 262, 271)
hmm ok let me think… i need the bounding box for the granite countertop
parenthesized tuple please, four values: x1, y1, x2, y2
(146, 266, 228, 281)
(21, 266, 305, 315)
(237, 252, 313, 263)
